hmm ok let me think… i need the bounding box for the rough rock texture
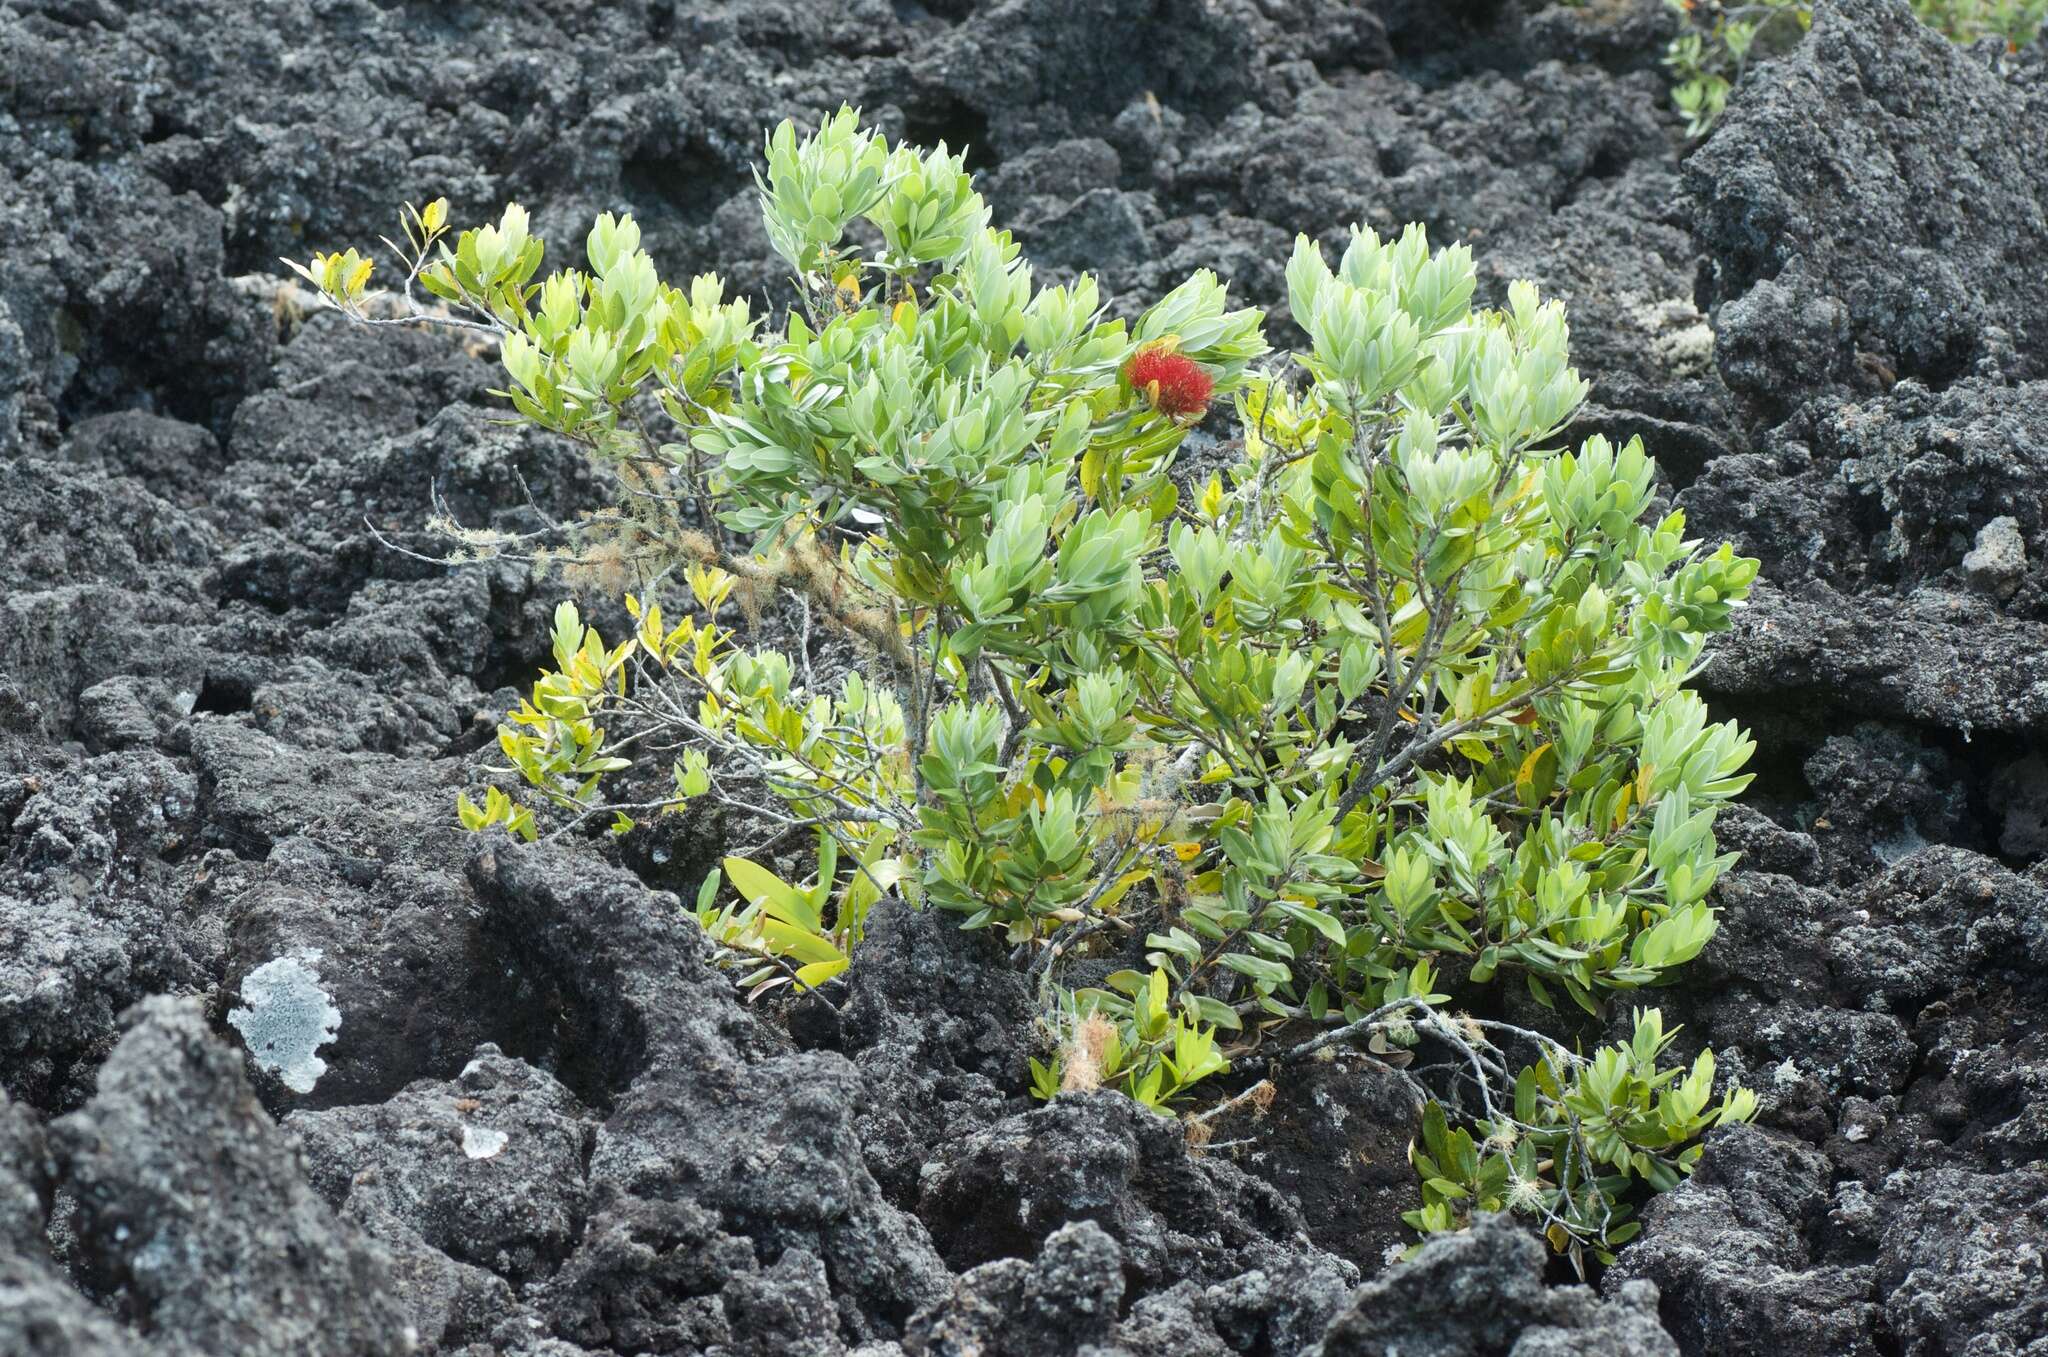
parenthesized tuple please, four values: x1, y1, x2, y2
(0, 748, 209, 1109)
(903, 1219, 1126, 1357)
(1609, 849, 2048, 1355)
(1654, 17, 2048, 1308)
(830, 897, 1038, 1203)
(919, 1090, 1355, 1292)
(1310, 1213, 1678, 1357)
(1689, 0, 2048, 411)
(3, 0, 2047, 1353)
(472, 842, 950, 1347)
(1, 1086, 168, 1357)
(290, 1045, 597, 1284)
(47, 998, 411, 1357)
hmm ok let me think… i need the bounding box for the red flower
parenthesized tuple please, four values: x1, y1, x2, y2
(1125, 345, 1215, 420)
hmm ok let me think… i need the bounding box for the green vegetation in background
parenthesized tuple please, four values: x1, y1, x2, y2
(1664, 0, 2046, 134)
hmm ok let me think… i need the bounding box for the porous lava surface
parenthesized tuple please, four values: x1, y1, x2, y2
(3, 1, 2045, 1353)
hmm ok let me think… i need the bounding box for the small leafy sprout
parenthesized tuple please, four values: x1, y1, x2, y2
(301, 107, 1762, 1261)
(457, 784, 536, 842)
(1659, 0, 1810, 136)
(695, 831, 905, 1002)
(283, 198, 455, 319)
(283, 247, 376, 308)
(1031, 969, 1231, 1112)
(1395, 1005, 1756, 1274)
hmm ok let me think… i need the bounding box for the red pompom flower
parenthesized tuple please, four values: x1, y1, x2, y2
(1124, 344, 1215, 420)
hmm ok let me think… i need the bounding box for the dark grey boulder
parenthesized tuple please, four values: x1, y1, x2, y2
(1690, 0, 2048, 410)
(1310, 1212, 1678, 1357)
(47, 997, 411, 1356)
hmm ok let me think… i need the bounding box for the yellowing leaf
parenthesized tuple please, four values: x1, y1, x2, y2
(1093, 868, 1153, 913)
(794, 957, 849, 988)
(1514, 742, 1558, 809)
(757, 919, 842, 966)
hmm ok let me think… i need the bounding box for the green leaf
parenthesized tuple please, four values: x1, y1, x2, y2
(1273, 900, 1347, 948)
(1220, 952, 1291, 990)
(723, 856, 821, 932)
(1182, 994, 1244, 1031)
(1138, 967, 1170, 1040)
(1105, 969, 1149, 997)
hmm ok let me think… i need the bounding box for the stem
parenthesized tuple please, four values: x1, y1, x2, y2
(1187, 1078, 1275, 1126)
(988, 661, 1028, 764)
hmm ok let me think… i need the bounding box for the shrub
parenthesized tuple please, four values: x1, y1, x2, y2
(288, 108, 1761, 1268)
(1662, 0, 2045, 134)
(1661, 0, 1812, 136)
